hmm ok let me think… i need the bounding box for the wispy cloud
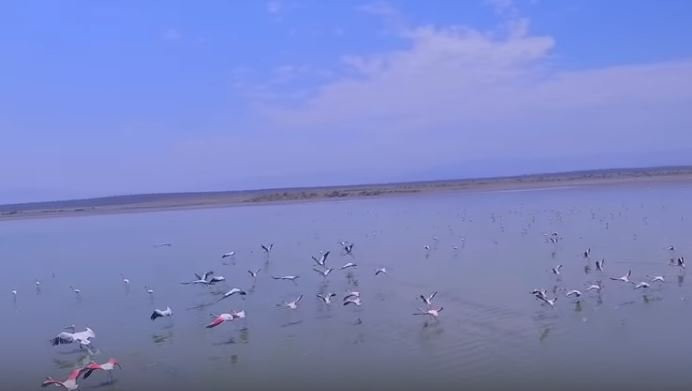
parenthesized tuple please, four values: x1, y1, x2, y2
(246, 19, 692, 178)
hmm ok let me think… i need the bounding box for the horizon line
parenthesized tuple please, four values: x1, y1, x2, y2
(3, 164, 692, 209)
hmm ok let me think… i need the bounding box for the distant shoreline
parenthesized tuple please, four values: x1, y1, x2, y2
(2, 166, 692, 222)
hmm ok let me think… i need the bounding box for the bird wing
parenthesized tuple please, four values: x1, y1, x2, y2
(67, 369, 83, 381)
(41, 378, 61, 387)
(51, 332, 74, 345)
(150, 310, 161, 320)
(430, 291, 438, 300)
(206, 316, 226, 328)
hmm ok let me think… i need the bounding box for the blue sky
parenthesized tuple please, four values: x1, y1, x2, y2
(2, 0, 692, 203)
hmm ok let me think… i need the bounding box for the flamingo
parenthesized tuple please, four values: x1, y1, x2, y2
(82, 358, 122, 382)
(206, 310, 246, 328)
(538, 296, 558, 307)
(181, 271, 215, 285)
(272, 275, 299, 282)
(51, 327, 95, 349)
(344, 297, 362, 306)
(413, 307, 443, 318)
(150, 306, 173, 321)
(278, 295, 303, 310)
(217, 288, 247, 302)
(313, 267, 333, 278)
(248, 268, 262, 279)
(316, 293, 337, 304)
(41, 368, 82, 390)
(552, 265, 563, 276)
(312, 251, 330, 267)
(610, 270, 632, 283)
(419, 291, 438, 306)
(344, 291, 360, 301)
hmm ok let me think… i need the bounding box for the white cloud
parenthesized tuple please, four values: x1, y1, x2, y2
(246, 22, 692, 178)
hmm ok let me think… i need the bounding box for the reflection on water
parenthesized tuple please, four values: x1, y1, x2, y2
(2, 182, 692, 390)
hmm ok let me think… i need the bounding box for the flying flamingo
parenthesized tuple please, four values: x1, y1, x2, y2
(82, 358, 122, 382)
(41, 368, 82, 390)
(206, 310, 246, 328)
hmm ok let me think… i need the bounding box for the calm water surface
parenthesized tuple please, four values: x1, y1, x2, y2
(3, 183, 692, 390)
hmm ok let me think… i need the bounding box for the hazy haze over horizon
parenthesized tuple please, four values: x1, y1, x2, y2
(2, 0, 692, 204)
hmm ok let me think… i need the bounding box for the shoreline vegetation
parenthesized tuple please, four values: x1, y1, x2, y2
(2, 166, 692, 221)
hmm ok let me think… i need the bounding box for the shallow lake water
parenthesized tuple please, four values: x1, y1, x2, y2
(3, 182, 692, 390)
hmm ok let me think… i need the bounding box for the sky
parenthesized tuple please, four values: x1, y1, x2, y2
(2, 0, 692, 203)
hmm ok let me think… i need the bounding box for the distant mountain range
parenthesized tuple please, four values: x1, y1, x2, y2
(1, 165, 691, 220)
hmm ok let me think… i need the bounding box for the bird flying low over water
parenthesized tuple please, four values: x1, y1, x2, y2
(272, 275, 299, 282)
(248, 268, 261, 279)
(261, 243, 274, 253)
(596, 259, 605, 272)
(340, 262, 357, 270)
(344, 291, 360, 301)
(313, 267, 333, 278)
(634, 281, 650, 289)
(610, 270, 632, 283)
(150, 306, 173, 321)
(51, 327, 95, 348)
(206, 310, 246, 328)
(221, 251, 235, 259)
(344, 297, 362, 306)
(82, 358, 122, 381)
(586, 283, 602, 292)
(413, 307, 443, 318)
(42, 368, 82, 390)
(312, 251, 330, 267)
(316, 293, 337, 304)
(278, 295, 303, 310)
(217, 288, 247, 302)
(538, 296, 558, 307)
(181, 271, 215, 285)
(340, 241, 354, 254)
(375, 267, 387, 276)
(552, 265, 563, 276)
(420, 291, 438, 306)
(651, 276, 665, 283)
(565, 290, 582, 298)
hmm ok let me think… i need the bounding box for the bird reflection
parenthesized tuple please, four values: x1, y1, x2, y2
(539, 327, 551, 342)
(152, 331, 173, 344)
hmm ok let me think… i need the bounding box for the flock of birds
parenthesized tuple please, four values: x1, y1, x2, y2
(532, 234, 686, 309)
(15, 239, 446, 390)
(7, 202, 689, 389)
